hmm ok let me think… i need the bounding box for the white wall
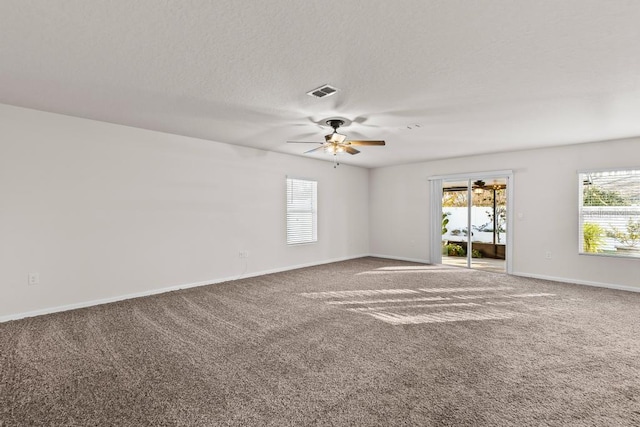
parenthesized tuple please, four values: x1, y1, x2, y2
(0, 104, 370, 319)
(370, 138, 640, 290)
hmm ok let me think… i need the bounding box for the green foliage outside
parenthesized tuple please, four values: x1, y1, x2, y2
(442, 243, 482, 258)
(443, 188, 506, 208)
(471, 249, 483, 258)
(583, 186, 630, 206)
(442, 212, 450, 235)
(443, 244, 482, 258)
(582, 223, 604, 253)
(445, 244, 465, 257)
(606, 219, 640, 248)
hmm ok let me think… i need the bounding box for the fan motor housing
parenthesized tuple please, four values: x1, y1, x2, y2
(322, 117, 352, 128)
(327, 119, 344, 131)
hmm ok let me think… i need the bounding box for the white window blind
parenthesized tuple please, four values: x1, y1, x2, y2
(579, 169, 640, 258)
(286, 178, 317, 245)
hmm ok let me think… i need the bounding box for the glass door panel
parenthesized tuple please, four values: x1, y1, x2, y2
(442, 179, 470, 269)
(470, 179, 507, 273)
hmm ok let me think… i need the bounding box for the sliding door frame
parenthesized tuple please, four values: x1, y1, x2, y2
(429, 170, 514, 274)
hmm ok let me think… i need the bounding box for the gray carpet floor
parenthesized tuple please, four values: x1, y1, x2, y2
(1, 257, 639, 426)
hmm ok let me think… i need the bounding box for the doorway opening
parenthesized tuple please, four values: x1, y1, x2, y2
(430, 172, 512, 274)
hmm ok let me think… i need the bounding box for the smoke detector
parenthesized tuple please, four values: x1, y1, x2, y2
(306, 84, 339, 98)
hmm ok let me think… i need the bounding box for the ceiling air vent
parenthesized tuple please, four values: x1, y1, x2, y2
(306, 84, 339, 98)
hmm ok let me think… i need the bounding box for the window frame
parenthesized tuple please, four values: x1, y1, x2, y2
(286, 176, 318, 245)
(578, 167, 640, 259)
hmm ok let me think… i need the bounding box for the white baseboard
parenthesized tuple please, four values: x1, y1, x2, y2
(512, 271, 640, 294)
(0, 279, 218, 324)
(368, 254, 430, 264)
(0, 254, 369, 323)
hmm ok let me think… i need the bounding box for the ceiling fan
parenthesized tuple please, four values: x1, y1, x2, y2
(287, 119, 385, 167)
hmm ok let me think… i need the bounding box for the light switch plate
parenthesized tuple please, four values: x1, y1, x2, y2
(28, 272, 40, 285)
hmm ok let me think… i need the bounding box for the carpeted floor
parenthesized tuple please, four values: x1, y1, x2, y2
(1, 257, 639, 426)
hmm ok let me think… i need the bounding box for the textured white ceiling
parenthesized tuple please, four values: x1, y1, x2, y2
(1, 0, 639, 168)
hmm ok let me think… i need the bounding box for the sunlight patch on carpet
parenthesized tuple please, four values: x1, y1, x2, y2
(365, 309, 516, 325)
(299, 289, 420, 299)
(419, 286, 513, 293)
(326, 296, 450, 305)
(453, 295, 496, 300)
(349, 302, 481, 312)
(508, 293, 557, 298)
(357, 270, 463, 275)
(375, 266, 440, 271)
(299, 286, 566, 325)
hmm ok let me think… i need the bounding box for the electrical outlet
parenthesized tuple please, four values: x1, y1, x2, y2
(239, 250, 249, 259)
(28, 272, 40, 286)
(545, 251, 552, 260)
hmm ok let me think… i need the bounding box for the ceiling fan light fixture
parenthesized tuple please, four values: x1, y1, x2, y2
(326, 132, 347, 143)
(473, 180, 485, 194)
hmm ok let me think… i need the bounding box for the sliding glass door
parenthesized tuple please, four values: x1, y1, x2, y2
(437, 173, 511, 273)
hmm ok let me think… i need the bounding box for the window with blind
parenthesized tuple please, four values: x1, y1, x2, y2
(286, 178, 317, 245)
(579, 169, 640, 258)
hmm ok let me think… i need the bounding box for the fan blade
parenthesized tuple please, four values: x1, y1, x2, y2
(347, 140, 386, 146)
(287, 141, 323, 144)
(344, 146, 360, 155)
(304, 145, 327, 154)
